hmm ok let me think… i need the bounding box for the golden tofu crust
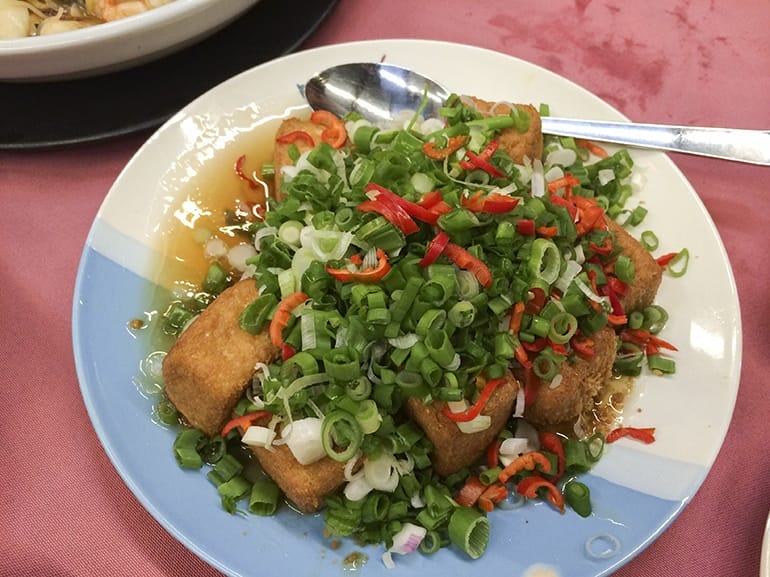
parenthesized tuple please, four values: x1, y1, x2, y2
(524, 327, 617, 426)
(405, 375, 520, 476)
(273, 117, 326, 197)
(469, 97, 543, 163)
(607, 219, 663, 312)
(162, 280, 278, 437)
(251, 442, 348, 514)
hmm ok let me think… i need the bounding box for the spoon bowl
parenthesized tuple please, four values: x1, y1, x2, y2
(304, 61, 449, 123)
(305, 62, 770, 165)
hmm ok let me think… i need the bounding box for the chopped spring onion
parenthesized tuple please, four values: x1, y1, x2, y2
(448, 507, 490, 559)
(322, 410, 364, 462)
(218, 475, 252, 513)
(278, 220, 303, 246)
(355, 399, 383, 434)
(173, 428, 204, 469)
(640, 230, 659, 251)
(565, 480, 592, 517)
(249, 479, 280, 516)
(529, 238, 561, 284)
(666, 248, 690, 277)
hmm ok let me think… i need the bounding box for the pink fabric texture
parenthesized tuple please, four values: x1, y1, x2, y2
(1, 1, 768, 576)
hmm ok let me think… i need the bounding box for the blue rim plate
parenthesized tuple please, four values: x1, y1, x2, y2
(72, 39, 742, 577)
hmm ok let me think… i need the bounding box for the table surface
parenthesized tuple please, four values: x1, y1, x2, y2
(2, 1, 768, 576)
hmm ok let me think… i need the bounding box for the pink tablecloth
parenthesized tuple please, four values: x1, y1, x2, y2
(1, 1, 768, 576)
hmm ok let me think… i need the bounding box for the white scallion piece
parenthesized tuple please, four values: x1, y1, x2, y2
(531, 159, 546, 197)
(227, 243, 257, 272)
(204, 237, 227, 258)
(554, 259, 583, 293)
(381, 523, 427, 569)
(344, 475, 373, 502)
(363, 454, 400, 492)
(548, 374, 564, 389)
(546, 147, 578, 168)
(281, 417, 326, 465)
(457, 414, 492, 434)
(597, 168, 616, 186)
(241, 426, 276, 449)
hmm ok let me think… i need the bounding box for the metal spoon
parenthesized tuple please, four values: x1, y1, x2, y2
(304, 62, 770, 166)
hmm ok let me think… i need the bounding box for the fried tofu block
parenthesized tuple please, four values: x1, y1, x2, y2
(607, 219, 663, 312)
(524, 327, 617, 426)
(405, 376, 520, 476)
(469, 97, 543, 163)
(273, 117, 326, 196)
(162, 280, 278, 437)
(251, 442, 348, 513)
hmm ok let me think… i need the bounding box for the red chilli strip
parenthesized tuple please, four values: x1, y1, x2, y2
(606, 426, 656, 444)
(275, 130, 315, 147)
(464, 150, 506, 178)
(487, 438, 502, 469)
(516, 219, 536, 236)
(478, 483, 508, 512)
(601, 281, 626, 317)
(442, 377, 506, 422)
(365, 183, 440, 225)
(221, 410, 272, 437)
(442, 242, 493, 288)
(547, 173, 581, 196)
(539, 431, 566, 481)
(461, 190, 486, 212)
(549, 193, 578, 220)
(234, 154, 259, 190)
(419, 231, 451, 267)
(477, 140, 500, 160)
(455, 475, 487, 507)
(570, 336, 595, 358)
(418, 190, 443, 208)
(536, 225, 559, 238)
(516, 476, 565, 513)
(656, 252, 680, 267)
(357, 198, 419, 235)
(281, 343, 296, 361)
(620, 328, 678, 351)
(479, 193, 520, 214)
(576, 138, 609, 159)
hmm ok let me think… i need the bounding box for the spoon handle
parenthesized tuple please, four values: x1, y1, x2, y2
(542, 117, 770, 165)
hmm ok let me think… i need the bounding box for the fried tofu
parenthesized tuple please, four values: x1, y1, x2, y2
(162, 280, 278, 437)
(251, 441, 348, 514)
(524, 327, 617, 426)
(273, 117, 326, 196)
(523, 222, 662, 426)
(405, 375, 520, 476)
(607, 219, 663, 312)
(469, 97, 543, 163)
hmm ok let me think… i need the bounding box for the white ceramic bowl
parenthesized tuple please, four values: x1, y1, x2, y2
(0, 0, 259, 81)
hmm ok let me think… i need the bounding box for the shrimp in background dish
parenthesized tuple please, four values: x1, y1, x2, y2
(86, 0, 172, 21)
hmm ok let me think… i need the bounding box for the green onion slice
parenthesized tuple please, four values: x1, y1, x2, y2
(322, 410, 363, 462)
(528, 238, 561, 284)
(448, 506, 490, 559)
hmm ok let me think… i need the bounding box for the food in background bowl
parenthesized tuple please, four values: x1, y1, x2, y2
(0, 0, 173, 38)
(0, 0, 257, 81)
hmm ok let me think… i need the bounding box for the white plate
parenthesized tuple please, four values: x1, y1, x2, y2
(72, 39, 742, 577)
(0, 0, 258, 81)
